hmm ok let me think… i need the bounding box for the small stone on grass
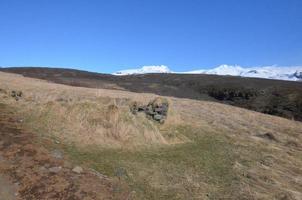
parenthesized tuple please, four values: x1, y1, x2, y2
(72, 166, 83, 174)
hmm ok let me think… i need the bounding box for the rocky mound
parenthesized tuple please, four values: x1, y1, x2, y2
(131, 97, 169, 124)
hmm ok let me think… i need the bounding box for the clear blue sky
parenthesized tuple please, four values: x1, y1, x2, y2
(0, 0, 301, 73)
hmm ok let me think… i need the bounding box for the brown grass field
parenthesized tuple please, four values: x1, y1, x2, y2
(0, 71, 302, 199)
(2, 67, 301, 121)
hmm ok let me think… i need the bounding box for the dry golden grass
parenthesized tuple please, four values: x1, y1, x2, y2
(0, 72, 169, 148)
(1, 71, 302, 199)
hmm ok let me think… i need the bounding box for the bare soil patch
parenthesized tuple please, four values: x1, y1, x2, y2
(0, 103, 129, 200)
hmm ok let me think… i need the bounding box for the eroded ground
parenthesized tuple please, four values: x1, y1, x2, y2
(0, 103, 129, 200)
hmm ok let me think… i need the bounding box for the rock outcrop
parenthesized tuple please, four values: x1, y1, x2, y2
(131, 97, 169, 124)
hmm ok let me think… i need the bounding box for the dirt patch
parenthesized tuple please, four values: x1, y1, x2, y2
(0, 103, 129, 200)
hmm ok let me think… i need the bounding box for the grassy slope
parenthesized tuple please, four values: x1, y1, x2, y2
(65, 126, 238, 199)
(1, 67, 302, 121)
(1, 71, 302, 199)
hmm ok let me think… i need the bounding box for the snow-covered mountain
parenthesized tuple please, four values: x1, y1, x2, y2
(185, 65, 302, 81)
(113, 65, 302, 81)
(113, 65, 171, 75)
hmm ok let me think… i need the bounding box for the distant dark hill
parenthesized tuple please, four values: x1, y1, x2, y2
(1, 67, 302, 121)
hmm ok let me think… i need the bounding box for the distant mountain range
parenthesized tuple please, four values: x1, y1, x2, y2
(113, 65, 302, 81)
(113, 65, 172, 75)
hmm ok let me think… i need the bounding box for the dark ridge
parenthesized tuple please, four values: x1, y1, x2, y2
(1, 67, 302, 121)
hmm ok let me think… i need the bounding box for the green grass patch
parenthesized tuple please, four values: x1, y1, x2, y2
(63, 125, 239, 199)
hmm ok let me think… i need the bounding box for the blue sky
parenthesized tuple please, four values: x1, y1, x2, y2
(0, 0, 301, 73)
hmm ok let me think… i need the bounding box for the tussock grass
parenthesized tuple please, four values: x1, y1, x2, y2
(20, 99, 167, 148)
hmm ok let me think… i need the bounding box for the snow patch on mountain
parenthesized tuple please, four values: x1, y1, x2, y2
(113, 65, 171, 75)
(113, 64, 302, 81)
(185, 65, 302, 81)
(185, 65, 245, 76)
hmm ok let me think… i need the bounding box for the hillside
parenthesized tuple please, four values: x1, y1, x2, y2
(1, 67, 302, 121)
(0, 71, 302, 199)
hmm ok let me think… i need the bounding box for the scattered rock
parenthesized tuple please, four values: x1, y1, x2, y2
(90, 168, 108, 180)
(51, 149, 63, 159)
(39, 166, 48, 173)
(72, 166, 83, 174)
(48, 166, 62, 173)
(131, 97, 169, 123)
(0, 104, 129, 199)
(153, 114, 163, 121)
(10, 90, 22, 101)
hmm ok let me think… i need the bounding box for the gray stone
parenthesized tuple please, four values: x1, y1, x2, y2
(51, 149, 63, 159)
(153, 114, 163, 121)
(10, 91, 22, 98)
(39, 166, 48, 173)
(49, 166, 62, 173)
(72, 166, 83, 174)
(11, 91, 16, 97)
(16, 91, 22, 97)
